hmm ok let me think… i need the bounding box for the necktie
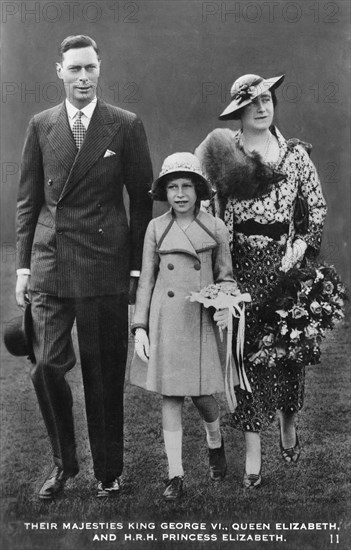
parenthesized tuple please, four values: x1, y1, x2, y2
(72, 111, 86, 150)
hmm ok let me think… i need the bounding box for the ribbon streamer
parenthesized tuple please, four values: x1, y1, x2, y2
(225, 294, 252, 413)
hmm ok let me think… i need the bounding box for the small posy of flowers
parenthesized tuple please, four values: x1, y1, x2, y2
(247, 263, 347, 368)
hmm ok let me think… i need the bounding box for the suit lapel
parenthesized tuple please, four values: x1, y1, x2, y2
(47, 103, 77, 172)
(58, 100, 121, 201)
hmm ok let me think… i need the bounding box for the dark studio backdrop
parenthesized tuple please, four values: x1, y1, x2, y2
(0, 1, 350, 549)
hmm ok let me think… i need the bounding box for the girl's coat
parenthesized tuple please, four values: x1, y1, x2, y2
(130, 209, 234, 396)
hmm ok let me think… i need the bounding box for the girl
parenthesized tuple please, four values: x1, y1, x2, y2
(130, 152, 234, 500)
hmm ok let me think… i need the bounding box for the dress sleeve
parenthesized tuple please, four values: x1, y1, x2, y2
(294, 146, 327, 253)
(212, 218, 235, 284)
(130, 220, 159, 333)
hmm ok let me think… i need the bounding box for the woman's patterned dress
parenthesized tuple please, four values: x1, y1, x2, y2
(221, 128, 327, 431)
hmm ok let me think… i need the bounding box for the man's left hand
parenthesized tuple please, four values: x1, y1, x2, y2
(128, 276, 139, 305)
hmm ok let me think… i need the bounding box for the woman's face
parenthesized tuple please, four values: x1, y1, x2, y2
(240, 91, 274, 132)
(166, 177, 197, 215)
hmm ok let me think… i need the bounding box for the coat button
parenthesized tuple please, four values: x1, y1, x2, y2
(168, 291, 174, 297)
(57, 230, 63, 235)
(98, 228, 104, 234)
(47, 179, 53, 186)
(194, 263, 201, 270)
(167, 263, 174, 270)
(57, 204, 63, 210)
(97, 203, 102, 209)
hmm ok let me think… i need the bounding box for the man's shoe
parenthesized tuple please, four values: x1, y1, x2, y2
(39, 466, 78, 500)
(163, 476, 184, 501)
(97, 478, 121, 498)
(209, 439, 227, 481)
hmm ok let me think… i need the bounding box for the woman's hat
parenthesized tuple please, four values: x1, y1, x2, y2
(219, 73, 285, 120)
(3, 303, 35, 363)
(151, 152, 212, 201)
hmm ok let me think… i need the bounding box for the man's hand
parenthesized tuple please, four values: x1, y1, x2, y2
(280, 239, 307, 273)
(213, 308, 229, 329)
(134, 328, 150, 362)
(16, 274, 30, 309)
(128, 276, 139, 305)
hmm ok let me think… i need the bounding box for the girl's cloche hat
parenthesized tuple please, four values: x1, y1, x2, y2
(219, 73, 285, 120)
(151, 152, 212, 201)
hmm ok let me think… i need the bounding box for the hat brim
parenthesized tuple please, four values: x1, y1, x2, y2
(151, 170, 212, 202)
(219, 74, 285, 120)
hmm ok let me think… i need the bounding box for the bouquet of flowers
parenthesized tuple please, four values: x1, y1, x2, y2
(188, 281, 251, 412)
(247, 263, 347, 369)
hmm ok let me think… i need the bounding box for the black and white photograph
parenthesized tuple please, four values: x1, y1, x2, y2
(1, 1, 350, 549)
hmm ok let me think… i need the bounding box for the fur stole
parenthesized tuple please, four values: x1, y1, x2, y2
(195, 128, 287, 202)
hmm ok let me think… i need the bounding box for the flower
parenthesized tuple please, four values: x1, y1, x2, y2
(304, 324, 319, 339)
(276, 309, 288, 318)
(322, 281, 334, 295)
(246, 262, 346, 370)
(290, 329, 302, 342)
(310, 301, 322, 315)
(322, 303, 332, 315)
(291, 305, 308, 319)
(262, 334, 274, 347)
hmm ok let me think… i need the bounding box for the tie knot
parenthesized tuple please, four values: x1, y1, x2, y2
(76, 111, 83, 120)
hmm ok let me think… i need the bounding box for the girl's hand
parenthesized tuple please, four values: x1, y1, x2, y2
(280, 239, 307, 273)
(134, 328, 150, 362)
(213, 308, 229, 329)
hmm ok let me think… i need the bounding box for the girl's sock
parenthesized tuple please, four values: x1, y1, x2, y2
(163, 429, 184, 479)
(203, 418, 222, 449)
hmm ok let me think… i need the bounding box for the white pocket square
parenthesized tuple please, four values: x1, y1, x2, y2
(103, 149, 116, 158)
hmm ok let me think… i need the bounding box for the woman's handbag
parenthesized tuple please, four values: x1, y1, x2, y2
(294, 186, 309, 234)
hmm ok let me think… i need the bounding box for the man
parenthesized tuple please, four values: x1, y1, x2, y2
(15, 35, 153, 499)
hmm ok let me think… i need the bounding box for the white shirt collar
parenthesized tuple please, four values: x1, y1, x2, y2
(65, 97, 97, 121)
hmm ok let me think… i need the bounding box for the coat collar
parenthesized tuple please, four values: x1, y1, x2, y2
(47, 100, 122, 201)
(157, 209, 218, 260)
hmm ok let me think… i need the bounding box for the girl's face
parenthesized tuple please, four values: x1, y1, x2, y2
(240, 91, 274, 132)
(166, 177, 197, 216)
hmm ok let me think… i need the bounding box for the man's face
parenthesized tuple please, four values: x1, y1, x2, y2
(56, 46, 100, 108)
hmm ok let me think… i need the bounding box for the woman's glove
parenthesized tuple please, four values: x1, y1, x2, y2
(134, 328, 150, 362)
(213, 308, 230, 329)
(280, 238, 307, 272)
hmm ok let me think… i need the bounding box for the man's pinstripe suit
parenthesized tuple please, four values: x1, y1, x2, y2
(16, 98, 153, 485)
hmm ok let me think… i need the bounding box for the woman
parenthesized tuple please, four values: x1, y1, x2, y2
(195, 74, 327, 488)
(129, 153, 233, 500)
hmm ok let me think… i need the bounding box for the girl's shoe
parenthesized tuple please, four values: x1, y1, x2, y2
(208, 438, 227, 481)
(243, 471, 262, 489)
(163, 476, 184, 501)
(280, 432, 301, 464)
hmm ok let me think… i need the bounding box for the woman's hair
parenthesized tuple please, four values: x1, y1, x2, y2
(152, 172, 210, 202)
(230, 89, 278, 121)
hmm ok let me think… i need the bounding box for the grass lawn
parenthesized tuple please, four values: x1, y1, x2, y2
(1, 260, 350, 550)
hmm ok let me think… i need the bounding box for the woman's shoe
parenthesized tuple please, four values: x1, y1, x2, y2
(163, 476, 184, 501)
(243, 471, 262, 489)
(280, 432, 301, 464)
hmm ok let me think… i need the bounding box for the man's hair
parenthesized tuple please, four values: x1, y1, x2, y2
(58, 35, 100, 61)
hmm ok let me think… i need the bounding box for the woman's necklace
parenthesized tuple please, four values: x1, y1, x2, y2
(241, 131, 272, 161)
